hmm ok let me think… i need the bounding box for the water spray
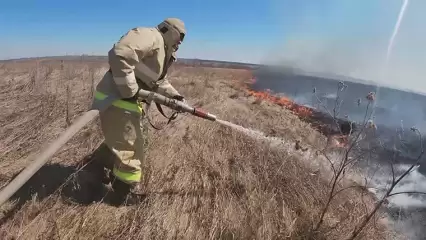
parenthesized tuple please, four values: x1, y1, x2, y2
(372, 0, 409, 118)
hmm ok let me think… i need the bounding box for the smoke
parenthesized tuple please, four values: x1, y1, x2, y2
(269, 0, 426, 93)
(384, 0, 410, 69)
(253, 67, 426, 132)
(367, 164, 426, 207)
(374, 0, 410, 119)
(356, 162, 426, 240)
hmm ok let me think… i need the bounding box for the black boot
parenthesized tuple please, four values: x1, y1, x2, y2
(108, 179, 145, 206)
(109, 179, 131, 206)
(79, 143, 115, 185)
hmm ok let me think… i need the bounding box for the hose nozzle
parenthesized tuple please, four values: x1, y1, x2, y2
(138, 89, 217, 121)
(193, 108, 217, 121)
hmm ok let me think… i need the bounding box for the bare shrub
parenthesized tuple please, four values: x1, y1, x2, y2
(65, 82, 72, 127)
(44, 64, 54, 79)
(311, 81, 424, 239)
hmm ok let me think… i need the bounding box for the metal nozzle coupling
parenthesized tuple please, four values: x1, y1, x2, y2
(137, 89, 217, 121)
(193, 108, 217, 121)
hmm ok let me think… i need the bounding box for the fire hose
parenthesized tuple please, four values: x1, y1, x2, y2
(0, 89, 217, 207)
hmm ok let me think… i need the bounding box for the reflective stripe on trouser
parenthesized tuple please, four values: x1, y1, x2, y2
(98, 100, 148, 184)
(113, 167, 142, 184)
(94, 91, 143, 114)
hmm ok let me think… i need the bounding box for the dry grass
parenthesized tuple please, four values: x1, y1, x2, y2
(0, 60, 394, 239)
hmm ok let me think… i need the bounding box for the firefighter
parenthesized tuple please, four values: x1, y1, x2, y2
(91, 18, 186, 204)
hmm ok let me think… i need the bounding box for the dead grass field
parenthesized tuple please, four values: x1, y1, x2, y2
(0, 59, 396, 239)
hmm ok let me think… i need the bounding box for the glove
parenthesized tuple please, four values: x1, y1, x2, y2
(122, 93, 139, 102)
(173, 95, 187, 107)
(173, 95, 184, 101)
(122, 87, 141, 101)
(173, 95, 186, 104)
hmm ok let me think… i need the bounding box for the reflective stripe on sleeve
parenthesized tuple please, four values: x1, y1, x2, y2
(94, 91, 142, 113)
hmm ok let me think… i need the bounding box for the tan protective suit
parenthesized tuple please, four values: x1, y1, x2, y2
(91, 18, 186, 185)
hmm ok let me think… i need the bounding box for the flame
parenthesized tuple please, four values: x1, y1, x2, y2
(244, 77, 312, 118)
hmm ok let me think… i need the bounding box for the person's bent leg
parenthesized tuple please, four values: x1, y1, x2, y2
(99, 104, 145, 204)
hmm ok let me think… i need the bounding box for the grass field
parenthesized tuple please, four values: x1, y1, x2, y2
(0, 59, 397, 239)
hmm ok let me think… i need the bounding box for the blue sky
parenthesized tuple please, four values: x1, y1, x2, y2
(1, 0, 425, 91)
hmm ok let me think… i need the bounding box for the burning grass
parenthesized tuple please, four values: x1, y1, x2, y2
(244, 77, 313, 118)
(236, 74, 354, 150)
(0, 59, 395, 239)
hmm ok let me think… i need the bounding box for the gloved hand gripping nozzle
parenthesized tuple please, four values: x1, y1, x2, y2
(138, 89, 217, 121)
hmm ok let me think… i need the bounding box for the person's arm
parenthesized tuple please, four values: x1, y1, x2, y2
(155, 53, 183, 100)
(108, 28, 155, 98)
(155, 75, 182, 99)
